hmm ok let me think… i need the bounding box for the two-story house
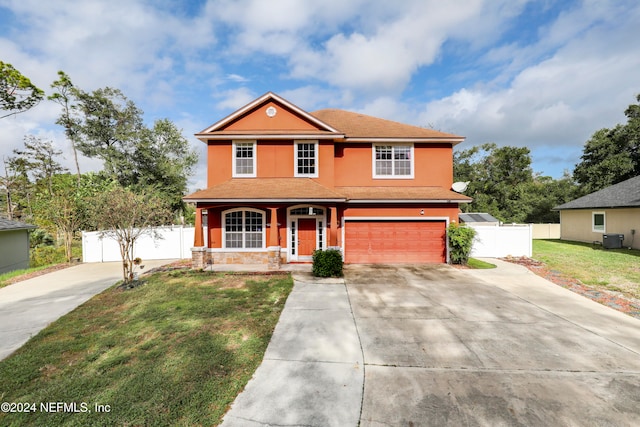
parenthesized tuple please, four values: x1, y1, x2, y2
(184, 92, 471, 269)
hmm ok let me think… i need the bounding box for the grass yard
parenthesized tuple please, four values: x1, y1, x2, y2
(0, 269, 293, 426)
(467, 258, 497, 269)
(533, 239, 640, 300)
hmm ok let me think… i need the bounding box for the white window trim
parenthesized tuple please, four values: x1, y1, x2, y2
(372, 143, 415, 179)
(222, 208, 265, 250)
(592, 211, 606, 233)
(232, 140, 257, 178)
(294, 140, 319, 178)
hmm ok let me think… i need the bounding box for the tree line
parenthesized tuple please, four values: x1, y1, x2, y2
(1, 62, 198, 283)
(454, 94, 640, 223)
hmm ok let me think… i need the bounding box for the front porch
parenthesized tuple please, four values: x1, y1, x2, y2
(190, 203, 341, 270)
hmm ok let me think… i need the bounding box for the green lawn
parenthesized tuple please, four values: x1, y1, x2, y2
(0, 269, 293, 426)
(467, 258, 497, 269)
(533, 239, 640, 299)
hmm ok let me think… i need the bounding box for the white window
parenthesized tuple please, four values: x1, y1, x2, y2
(592, 212, 605, 233)
(373, 144, 414, 178)
(233, 141, 256, 177)
(223, 209, 264, 249)
(295, 140, 318, 177)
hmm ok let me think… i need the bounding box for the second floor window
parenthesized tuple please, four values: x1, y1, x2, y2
(233, 141, 256, 177)
(295, 141, 318, 177)
(373, 144, 413, 178)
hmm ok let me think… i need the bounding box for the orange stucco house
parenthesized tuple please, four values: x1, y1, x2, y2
(184, 92, 471, 269)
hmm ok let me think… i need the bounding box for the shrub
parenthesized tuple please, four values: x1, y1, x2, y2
(30, 240, 82, 267)
(447, 222, 476, 265)
(312, 249, 343, 277)
(30, 228, 55, 248)
(30, 245, 66, 267)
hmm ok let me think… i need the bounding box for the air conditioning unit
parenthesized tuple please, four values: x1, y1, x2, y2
(602, 233, 624, 249)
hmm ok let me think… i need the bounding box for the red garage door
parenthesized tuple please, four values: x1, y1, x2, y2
(344, 220, 446, 263)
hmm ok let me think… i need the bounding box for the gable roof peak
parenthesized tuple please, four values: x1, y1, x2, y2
(197, 92, 341, 136)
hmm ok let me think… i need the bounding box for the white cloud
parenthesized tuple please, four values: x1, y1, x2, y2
(416, 0, 640, 177)
(213, 87, 258, 112)
(226, 74, 249, 83)
(1, 0, 639, 181)
(1, 0, 218, 100)
(289, 0, 486, 94)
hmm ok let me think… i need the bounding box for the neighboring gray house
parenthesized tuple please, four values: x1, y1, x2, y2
(459, 213, 500, 227)
(554, 176, 640, 249)
(0, 218, 36, 274)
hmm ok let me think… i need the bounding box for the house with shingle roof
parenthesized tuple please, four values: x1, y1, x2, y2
(184, 92, 471, 268)
(553, 175, 640, 249)
(0, 218, 36, 274)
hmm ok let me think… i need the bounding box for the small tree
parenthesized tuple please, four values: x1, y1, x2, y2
(447, 222, 476, 265)
(34, 173, 105, 262)
(49, 71, 82, 181)
(89, 186, 172, 285)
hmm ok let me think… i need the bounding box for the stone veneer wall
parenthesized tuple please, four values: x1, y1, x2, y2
(192, 248, 284, 270)
(211, 251, 269, 264)
(212, 247, 283, 270)
(191, 247, 209, 269)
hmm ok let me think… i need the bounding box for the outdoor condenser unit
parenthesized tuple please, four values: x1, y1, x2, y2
(602, 233, 624, 249)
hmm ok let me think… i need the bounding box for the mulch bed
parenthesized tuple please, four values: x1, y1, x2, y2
(503, 256, 640, 319)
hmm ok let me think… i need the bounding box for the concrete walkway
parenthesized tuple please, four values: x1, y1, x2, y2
(0, 260, 176, 360)
(466, 258, 640, 353)
(220, 271, 364, 426)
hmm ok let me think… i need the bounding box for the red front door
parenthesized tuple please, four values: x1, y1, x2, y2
(297, 218, 317, 256)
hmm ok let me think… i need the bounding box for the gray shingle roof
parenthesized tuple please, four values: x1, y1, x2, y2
(459, 213, 499, 223)
(0, 218, 37, 231)
(554, 175, 640, 210)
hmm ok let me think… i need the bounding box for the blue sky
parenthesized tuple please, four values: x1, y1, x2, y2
(1, 0, 639, 191)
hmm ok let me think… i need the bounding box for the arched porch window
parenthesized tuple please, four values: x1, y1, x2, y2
(223, 208, 265, 249)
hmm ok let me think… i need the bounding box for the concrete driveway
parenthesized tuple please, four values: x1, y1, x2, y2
(0, 260, 175, 360)
(347, 260, 640, 426)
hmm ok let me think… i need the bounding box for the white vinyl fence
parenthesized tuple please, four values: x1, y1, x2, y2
(531, 223, 561, 239)
(82, 226, 196, 262)
(468, 224, 532, 258)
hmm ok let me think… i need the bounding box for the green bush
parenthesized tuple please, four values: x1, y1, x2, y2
(30, 228, 54, 248)
(30, 240, 82, 267)
(312, 249, 343, 277)
(447, 222, 476, 265)
(30, 245, 66, 267)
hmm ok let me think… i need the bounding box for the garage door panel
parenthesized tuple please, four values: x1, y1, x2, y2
(344, 220, 446, 264)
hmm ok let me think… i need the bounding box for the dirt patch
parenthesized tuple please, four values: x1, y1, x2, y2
(504, 256, 640, 319)
(199, 275, 248, 289)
